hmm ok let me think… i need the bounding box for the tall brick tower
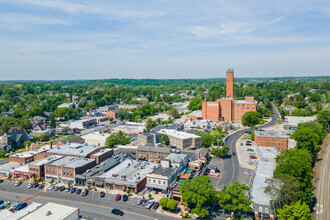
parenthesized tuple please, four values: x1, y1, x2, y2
(226, 68, 234, 98)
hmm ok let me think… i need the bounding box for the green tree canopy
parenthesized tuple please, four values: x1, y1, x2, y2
(159, 198, 168, 207)
(277, 200, 312, 220)
(317, 109, 330, 129)
(274, 149, 313, 203)
(53, 107, 79, 121)
(218, 181, 252, 212)
(167, 199, 178, 210)
(265, 174, 300, 206)
(210, 145, 229, 158)
(105, 131, 130, 148)
(161, 134, 170, 146)
(187, 97, 203, 111)
(241, 111, 261, 127)
(0, 150, 6, 157)
(179, 176, 218, 218)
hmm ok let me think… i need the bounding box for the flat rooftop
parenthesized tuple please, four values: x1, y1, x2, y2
(255, 129, 288, 138)
(11, 145, 49, 158)
(0, 162, 24, 173)
(14, 164, 29, 173)
(4, 202, 42, 220)
(81, 132, 110, 141)
(284, 116, 316, 124)
(79, 157, 121, 179)
(48, 156, 95, 168)
(234, 99, 257, 104)
(149, 166, 175, 178)
(158, 129, 200, 139)
(137, 145, 171, 153)
(187, 110, 202, 118)
(100, 159, 157, 185)
(47, 143, 103, 157)
(250, 161, 274, 206)
(165, 153, 188, 163)
(257, 147, 278, 160)
(20, 202, 79, 220)
(113, 124, 145, 132)
(91, 148, 113, 157)
(29, 155, 63, 167)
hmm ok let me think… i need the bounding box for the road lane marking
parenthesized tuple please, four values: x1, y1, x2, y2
(0, 189, 154, 219)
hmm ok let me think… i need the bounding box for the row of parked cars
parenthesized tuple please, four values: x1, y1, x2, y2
(27, 182, 44, 189)
(48, 184, 89, 196)
(136, 198, 159, 209)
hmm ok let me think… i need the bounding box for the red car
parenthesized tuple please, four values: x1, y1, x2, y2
(115, 194, 121, 201)
(250, 156, 257, 159)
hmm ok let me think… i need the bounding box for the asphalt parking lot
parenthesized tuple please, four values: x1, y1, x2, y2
(208, 158, 224, 190)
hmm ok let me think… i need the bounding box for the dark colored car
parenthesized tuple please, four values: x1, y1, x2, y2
(111, 208, 124, 216)
(0, 200, 4, 205)
(38, 184, 44, 189)
(142, 200, 147, 206)
(59, 186, 65, 191)
(0, 179, 4, 183)
(232, 152, 236, 156)
(82, 189, 88, 196)
(33, 183, 39, 188)
(115, 194, 121, 201)
(70, 187, 76, 193)
(122, 194, 128, 201)
(153, 202, 159, 209)
(100, 192, 105, 198)
(54, 186, 59, 191)
(246, 142, 252, 146)
(76, 189, 82, 194)
(10, 202, 27, 212)
(65, 187, 71, 192)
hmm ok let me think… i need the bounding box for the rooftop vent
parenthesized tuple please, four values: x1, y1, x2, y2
(45, 211, 52, 216)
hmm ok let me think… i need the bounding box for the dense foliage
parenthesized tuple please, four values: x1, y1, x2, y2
(105, 131, 130, 148)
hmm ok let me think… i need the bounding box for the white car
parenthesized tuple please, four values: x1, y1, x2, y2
(145, 200, 154, 209)
(27, 183, 33, 188)
(49, 184, 55, 190)
(14, 180, 22, 186)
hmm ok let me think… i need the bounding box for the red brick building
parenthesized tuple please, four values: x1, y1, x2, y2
(254, 130, 289, 152)
(202, 69, 257, 122)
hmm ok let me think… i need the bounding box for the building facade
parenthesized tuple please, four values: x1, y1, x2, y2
(202, 69, 258, 122)
(254, 130, 289, 152)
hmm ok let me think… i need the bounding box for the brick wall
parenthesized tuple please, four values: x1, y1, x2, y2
(254, 133, 288, 151)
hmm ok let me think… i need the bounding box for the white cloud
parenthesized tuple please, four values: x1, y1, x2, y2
(268, 15, 287, 25)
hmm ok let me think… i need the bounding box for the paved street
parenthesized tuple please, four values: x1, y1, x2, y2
(0, 180, 173, 220)
(217, 105, 281, 189)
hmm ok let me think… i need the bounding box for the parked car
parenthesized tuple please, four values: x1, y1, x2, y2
(137, 198, 143, 205)
(246, 142, 252, 146)
(249, 156, 257, 159)
(10, 202, 27, 212)
(38, 184, 44, 189)
(0, 200, 3, 205)
(27, 183, 33, 189)
(70, 187, 76, 193)
(111, 208, 124, 216)
(33, 183, 39, 188)
(14, 180, 22, 186)
(49, 184, 55, 190)
(232, 152, 236, 156)
(152, 202, 159, 209)
(145, 200, 154, 209)
(100, 192, 105, 198)
(142, 200, 147, 206)
(59, 186, 65, 191)
(115, 194, 121, 201)
(122, 194, 128, 201)
(82, 189, 88, 196)
(247, 149, 254, 151)
(0, 203, 6, 209)
(54, 186, 59, 191)
(65, 187, 71, 192)
(0, 179, 4, 183)
(76, 189, 82, 194)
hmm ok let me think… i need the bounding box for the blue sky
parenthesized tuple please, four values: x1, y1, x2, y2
(0, 0, 330, 80)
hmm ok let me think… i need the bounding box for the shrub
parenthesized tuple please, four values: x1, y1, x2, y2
(159, 198, 168, 207)
(126, 189, 131, 194)
(167, 199, 177, 210)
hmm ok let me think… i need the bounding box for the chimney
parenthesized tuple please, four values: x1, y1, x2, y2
(226, 68, 234, 99)
(49, 141, 53, 150)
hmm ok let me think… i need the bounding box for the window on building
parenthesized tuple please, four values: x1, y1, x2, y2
(259, 207, 263, 212)
(153, 180, 155, 183)
(70, 173, 72, 177)
(158, 180, 161, 184)
(265, 208, 269, 213)
(163, 181, 165, 185)
(63, 172, 65, 175)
